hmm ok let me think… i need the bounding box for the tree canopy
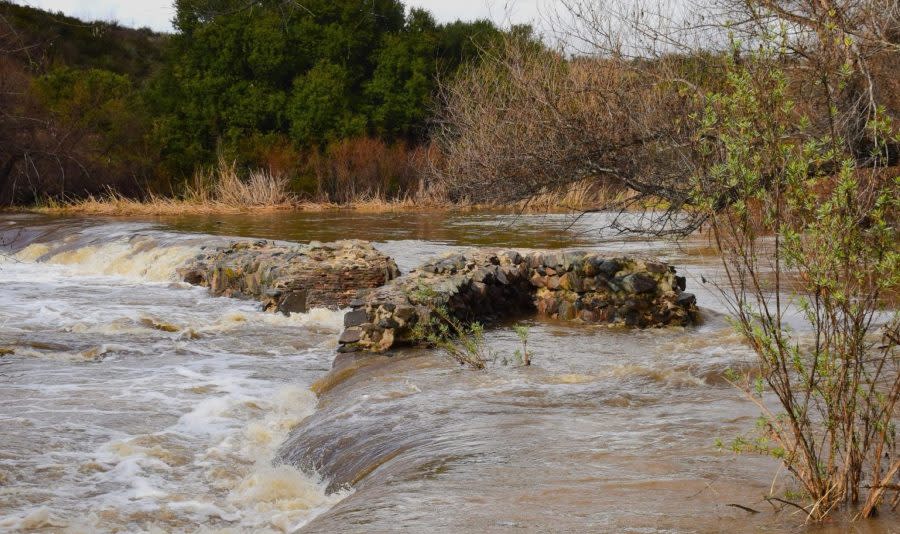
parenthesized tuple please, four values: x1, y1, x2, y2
(149, 0, 505, 175)
(0, 0, 512, 201)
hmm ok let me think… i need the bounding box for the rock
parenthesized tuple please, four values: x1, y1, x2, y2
(622, 273, 658, 294)
(394, 304, 416, 322)
(559, 272, 582, 292)
(597, 259, 622, 277)
(343, 309, 369, 328)
(543, 253, 560, 268)
(339, 328, 362, 344)
(177, 239, 399, 311)
(676, 292, 696, 306)
(277, 290, 308, 315)
(558, 300, 576, 320)
(560, 252, 584, 271)
(336, 248, 699, 352)
(472, 267, 493, 284)
(499, 250, 522, 265)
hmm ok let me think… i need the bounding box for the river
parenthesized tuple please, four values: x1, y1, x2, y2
(0, 212, 895, 533)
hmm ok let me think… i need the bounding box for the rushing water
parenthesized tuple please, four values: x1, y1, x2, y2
(0, 212, 895, 533)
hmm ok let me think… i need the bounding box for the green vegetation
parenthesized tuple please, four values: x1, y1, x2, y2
(702, 39, 899, 521)
(0, 1, 165, 77)
(0, 0, 510, 204)
(409, 303, 489, 370)
(513, 324, 531, 366)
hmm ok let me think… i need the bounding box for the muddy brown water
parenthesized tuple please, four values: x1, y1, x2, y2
(0, 211, 895, 533)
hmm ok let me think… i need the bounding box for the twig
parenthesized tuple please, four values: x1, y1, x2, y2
(727, 503, 761, 514)
(764, 496, 810, 516)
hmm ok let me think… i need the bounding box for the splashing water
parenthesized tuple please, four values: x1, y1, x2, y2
(0, 224, 349, 532)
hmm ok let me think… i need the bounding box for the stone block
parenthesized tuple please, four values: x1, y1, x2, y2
(622, 273, 657, 294)
(278, 290, 307, 315)
(343, 308, 369, 328)
(597, 259, 621, 277)
(339, 327, 362, 344)
(334, 247, 700, 352)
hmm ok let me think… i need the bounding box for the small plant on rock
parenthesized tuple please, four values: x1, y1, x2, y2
(412, 304, 490, 370)
(407, 284, 491, 370)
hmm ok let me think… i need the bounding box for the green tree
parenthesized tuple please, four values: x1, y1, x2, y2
(150, 0, 505, 180)
(32, 67, 152, 194)
(288, 61, 365, 144)
(366, 9, 438, 138)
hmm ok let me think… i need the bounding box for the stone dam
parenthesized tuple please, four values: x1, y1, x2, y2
(176, 240, 699, 353)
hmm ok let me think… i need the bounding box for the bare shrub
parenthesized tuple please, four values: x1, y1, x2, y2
(431, 35, 706, 230)
(306, 137, 422, 203)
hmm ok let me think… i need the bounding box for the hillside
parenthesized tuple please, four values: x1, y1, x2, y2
(1, 0, 513, 206)
(0, 0, 167, 79)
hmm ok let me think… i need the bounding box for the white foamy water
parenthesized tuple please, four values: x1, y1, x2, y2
(13, 235, 200, 283)
(0, 234, 350, 532)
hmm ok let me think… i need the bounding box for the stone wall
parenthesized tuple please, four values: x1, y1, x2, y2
(338, 249, 699, 352)
(177, 240, 400, 314)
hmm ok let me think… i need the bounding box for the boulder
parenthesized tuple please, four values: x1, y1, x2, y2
(177, 239, 400, 312)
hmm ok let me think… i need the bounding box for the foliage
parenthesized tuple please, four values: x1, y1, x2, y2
(0, 0, 507, 204)
(513, 324, 531, 366)
(411, 304, 491, 370)
(0, 0, 166, 77)
(695, 37, 899, 521)
(33, 67, 148, 168)
(151, 0, 504, 179)
(408, 284, 492, 369)
(0, 2, 165, 203)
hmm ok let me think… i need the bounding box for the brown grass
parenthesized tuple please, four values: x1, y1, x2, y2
(37, 160, 297, 215)
(512, 180, 636, 212)
(33, 159, 634, 216)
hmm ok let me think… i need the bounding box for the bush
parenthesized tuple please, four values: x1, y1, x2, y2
(303, 137, 424, 203)
(696, 39, 899, 521)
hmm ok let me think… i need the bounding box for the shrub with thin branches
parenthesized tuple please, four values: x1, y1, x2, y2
(697, 38, 899, 521)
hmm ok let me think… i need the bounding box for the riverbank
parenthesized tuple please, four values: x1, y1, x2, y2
(28, 193, 625, 216)
(22, 170, 630, 216)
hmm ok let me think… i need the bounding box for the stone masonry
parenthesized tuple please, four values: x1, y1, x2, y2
(338, 249, 699, 352)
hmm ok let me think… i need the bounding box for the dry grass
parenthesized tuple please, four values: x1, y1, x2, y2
(513, 180, 637, 212)
(35, 191, 293, 216)
(37, 159, 297, 216)
(33, 159, 637, 216)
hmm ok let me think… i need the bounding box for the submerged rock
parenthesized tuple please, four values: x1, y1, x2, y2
(338, 249, 699, 353)
(177, 239, 400, 313)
